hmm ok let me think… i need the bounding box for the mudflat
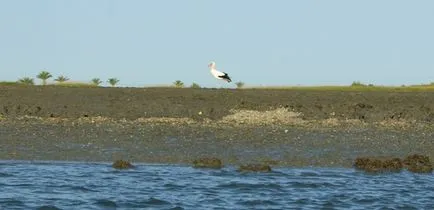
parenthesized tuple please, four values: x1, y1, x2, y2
(0, 86, 433, 167)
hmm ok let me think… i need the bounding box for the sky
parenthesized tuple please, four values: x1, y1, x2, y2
(0, 0, 433, 87)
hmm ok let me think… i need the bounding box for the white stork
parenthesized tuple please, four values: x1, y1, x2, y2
(208, 61, 232, 83)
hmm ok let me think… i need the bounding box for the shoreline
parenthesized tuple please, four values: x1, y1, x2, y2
(1, 116, 432, 168)
(1, 86, 433, 167)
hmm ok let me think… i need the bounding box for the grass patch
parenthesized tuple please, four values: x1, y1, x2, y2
(2, 79, 434, 91)
(0, 81, 19, 86)
(350, 81, 367, 87)
(50, 82, 98, 88)
(246, 85, 434, 92)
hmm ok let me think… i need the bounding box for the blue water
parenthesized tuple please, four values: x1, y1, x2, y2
(0, 161, 433, 210)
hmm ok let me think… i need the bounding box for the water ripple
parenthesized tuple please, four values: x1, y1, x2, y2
(0, 172, 13, 177)
(94, 199, 118, 208)
(0, 161, 432, 209)
(35, 205, 61, 210)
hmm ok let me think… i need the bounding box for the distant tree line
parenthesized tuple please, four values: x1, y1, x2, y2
(15, 70, 120, 87)
(12, 70, 248, 88)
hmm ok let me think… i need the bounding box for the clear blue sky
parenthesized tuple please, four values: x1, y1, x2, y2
(1, 0, 433, 87)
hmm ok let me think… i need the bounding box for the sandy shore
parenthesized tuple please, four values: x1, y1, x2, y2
(0, 86, 433, 167)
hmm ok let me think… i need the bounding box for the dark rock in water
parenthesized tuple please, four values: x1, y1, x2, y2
(193, 157, 223, 169)
(36, 205, 61, 210)
(238, 164, 272, 172)
(403, 154, 433, 173)
(354, 157, 403, 173)
(112, 160, 135, 169)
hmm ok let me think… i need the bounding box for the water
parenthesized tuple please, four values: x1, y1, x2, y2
(0, 161, 433, 210)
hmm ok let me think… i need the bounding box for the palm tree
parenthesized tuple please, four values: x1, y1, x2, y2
(351, 81, 366, 87)
(54, 75, 69, 83)
(173, 80, 184, 88)
(235, 81, 245, 89)
(37, 70, 52, 85)
(91, 78, 102, 86)
(190, 82, 201, 88)
(17, 77, 34, 85)
(108, 78, 119, 87)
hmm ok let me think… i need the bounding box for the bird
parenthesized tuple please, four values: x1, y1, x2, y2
(208, 61, 232, 83)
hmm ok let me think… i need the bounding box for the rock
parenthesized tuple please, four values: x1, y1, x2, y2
(192, 157, 223, 169)
(112, 160, 135, 169)
(238, 164, 272, 173)
(354, 157, 403, 173)
(403, 154, 433, 173)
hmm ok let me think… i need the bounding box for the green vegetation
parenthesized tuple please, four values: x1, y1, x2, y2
(0, 81, 19, 85)
(190, 82, 201, 88)
(54, 75, 69, 83)
(1, 73, 434, 92)
(350, 81, 375, 87)
(17, 77, 34, 85)
(235, 81, 245, 89)
(91, 78, 102, 86)
(37, 71, 52, 85)
(173, 80, 184, 88)
(2, 73, 122, 88)
(351, 81, 366, 87)
(108, 78, 119, 87)
(53, 82, 95, 87)
(248, 84, 434, 92)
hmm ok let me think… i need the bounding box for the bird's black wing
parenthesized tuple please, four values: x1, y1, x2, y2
(218, 73, 232, 82)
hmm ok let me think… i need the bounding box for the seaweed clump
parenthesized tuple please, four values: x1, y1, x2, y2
(112, 160, 135, 169)
(354, 157, 403, 173)
(192, 157, 223, 169)
(403, 154, 433, 173)
(354, 154, 433, 173)
(238, 164, 272, 173)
